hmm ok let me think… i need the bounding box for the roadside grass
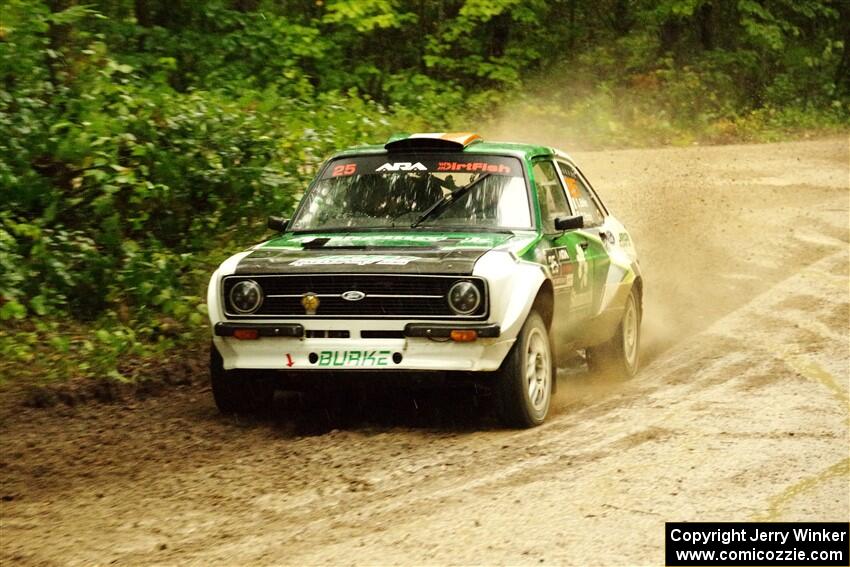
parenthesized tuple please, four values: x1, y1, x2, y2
(0, 316, 208, 407)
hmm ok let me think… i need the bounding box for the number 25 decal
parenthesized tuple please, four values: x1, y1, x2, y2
(332, 163, 357, 176)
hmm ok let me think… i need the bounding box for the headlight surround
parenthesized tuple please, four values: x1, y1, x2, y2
(229, 280, 263, 314)
(447, 280, 481, 315)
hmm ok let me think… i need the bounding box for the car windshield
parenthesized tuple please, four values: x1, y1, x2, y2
(290, 154, 531, 231)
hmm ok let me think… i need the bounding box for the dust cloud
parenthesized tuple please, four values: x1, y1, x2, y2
(484, 111, 848, 364)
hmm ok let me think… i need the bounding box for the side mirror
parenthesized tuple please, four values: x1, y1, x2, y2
(554, 215, 584, 231)
(267, 216, 289, 232)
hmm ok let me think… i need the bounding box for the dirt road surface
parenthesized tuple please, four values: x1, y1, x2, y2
(2, 138, 848, 566)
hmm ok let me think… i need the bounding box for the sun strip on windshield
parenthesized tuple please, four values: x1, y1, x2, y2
(320, 154, 522, 179)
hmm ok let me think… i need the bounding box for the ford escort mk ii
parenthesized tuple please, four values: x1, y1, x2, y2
(207, 133, 642, 427)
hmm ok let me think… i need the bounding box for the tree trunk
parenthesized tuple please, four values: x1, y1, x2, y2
(697, 2, 713, 50)
(568, 0, 576, 51)
(659, 18, 683, 54)
(836, 0, 850, 95)
(134, 0, 153, 27)
(612, 0, 632, 36)
(232, 0, 260, 12)
(45, 0, 74, 86)
(489, 13, 510, 58)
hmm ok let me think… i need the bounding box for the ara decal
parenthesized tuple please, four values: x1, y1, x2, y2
(376, 162, 427, 172)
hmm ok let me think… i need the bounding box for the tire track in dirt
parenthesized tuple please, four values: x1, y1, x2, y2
(263, 249, 847, 566)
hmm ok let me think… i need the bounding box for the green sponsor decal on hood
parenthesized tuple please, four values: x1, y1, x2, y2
(236, 231, 536, 275)
(261, 231, 515, 250)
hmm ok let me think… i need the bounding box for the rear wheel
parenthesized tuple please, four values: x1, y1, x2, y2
(586, 287, 641, 379)
(210, 343, 275, 415)
(495, 310, 553, 428)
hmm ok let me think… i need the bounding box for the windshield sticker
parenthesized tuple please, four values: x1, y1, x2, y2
(290, 255, 423, 267)
(320, 155, 522, 179)
(564, 177, 580, 198)
(437, 161, 512, 174)
(290, 235, 495, 246)
(331, 163, 357, 177)
(376, 162, 427, 172)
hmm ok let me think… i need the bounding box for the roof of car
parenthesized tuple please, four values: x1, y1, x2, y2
(330, 132, 564, 162)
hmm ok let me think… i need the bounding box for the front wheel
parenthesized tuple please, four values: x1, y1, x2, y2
(586, 287, 641, 379)
(494, 310, 553, 428)
(210, 343, 275, 415)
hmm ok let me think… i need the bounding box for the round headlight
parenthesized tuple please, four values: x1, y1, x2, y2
(229, 280, 263, 314)
(448, 281, 481, 315)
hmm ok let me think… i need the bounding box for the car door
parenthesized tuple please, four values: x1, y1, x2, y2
(530, 159, 593, 343)
(555, 160, 611, 333)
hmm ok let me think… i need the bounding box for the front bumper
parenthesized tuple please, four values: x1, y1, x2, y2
(213, 322, 501, 339)
(212, 323, 513, 372)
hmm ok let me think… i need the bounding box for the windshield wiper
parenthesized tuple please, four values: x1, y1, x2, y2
(410, 174, 491, 229)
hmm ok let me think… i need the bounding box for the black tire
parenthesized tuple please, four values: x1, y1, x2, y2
(210, 343, 275, 415)
(494, 310, 554, 428)
(586, 287, 641, 379)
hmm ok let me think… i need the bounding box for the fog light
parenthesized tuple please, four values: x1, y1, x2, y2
(450, 329, 478, 342)
(233, 328, 259, 340)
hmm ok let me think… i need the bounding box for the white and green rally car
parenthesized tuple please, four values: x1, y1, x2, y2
(207, 133, 642, 427)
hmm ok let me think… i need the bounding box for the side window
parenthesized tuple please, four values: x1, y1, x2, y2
(532, 161, 571, 233)
(558, 162, 604, 227)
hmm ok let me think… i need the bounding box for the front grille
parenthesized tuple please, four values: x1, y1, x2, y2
(305, 330, 351, 338)
(223, 274, 487, 319)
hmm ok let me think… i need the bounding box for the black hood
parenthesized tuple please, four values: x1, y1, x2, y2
(235, 246, 491, 275)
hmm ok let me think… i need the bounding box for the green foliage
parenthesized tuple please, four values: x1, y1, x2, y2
(0, 0, 847, 385)
(324, 0, 417, 33)
(424, 0, 547, 88)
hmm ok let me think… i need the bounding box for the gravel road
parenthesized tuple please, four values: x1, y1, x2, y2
(1, 138, 848, 566)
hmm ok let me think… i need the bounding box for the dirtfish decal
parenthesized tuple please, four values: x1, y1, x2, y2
(290, 255, 422, 267)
